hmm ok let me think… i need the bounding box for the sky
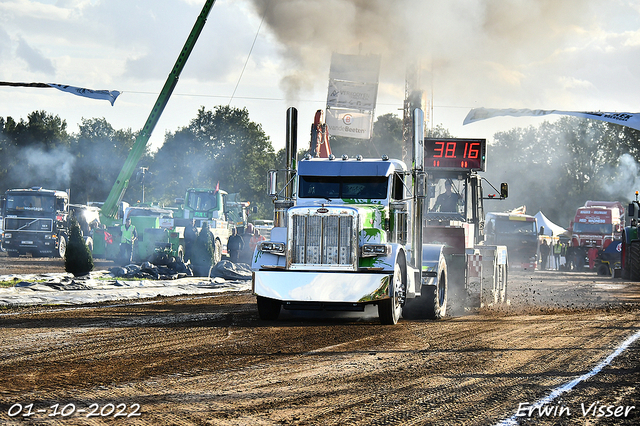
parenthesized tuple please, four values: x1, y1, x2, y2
(1, 0, 640, 156)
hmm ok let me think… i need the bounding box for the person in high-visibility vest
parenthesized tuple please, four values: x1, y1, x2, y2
(120, 217, 137, 264)
(553, 242, 562, 270)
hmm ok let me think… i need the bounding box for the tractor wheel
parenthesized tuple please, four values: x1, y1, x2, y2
(378, 257, 406, 325)
(256, 296, 281, 320)
(629, 241, 640, 281)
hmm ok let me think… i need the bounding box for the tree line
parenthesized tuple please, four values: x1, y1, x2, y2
(1, 107, 638, 227)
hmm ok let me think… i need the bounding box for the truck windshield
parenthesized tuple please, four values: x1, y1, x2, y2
(496, 220, 536, 234)
(5, 195, 56, 213)
(299, 176, 388, 199)
(187, 192, 218, 211)
(573, 223, 613, 234)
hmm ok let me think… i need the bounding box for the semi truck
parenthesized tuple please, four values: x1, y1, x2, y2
(569, 201, 623, 269)
(1, 187, 70, 258)
(484, 212, 538, 270)
(251, 108, 509, 324)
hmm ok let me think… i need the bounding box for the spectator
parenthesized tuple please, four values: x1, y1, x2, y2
(184, 219, 198, 263)
(553, 241, 562, 270)
(250, 229, 265, 252)
(120, 218, 137, 264)
(227, 228, 244, 263)
(540, 240, 550, 270)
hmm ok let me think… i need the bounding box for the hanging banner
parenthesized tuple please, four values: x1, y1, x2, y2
(47, 84, 121, 106)
(326, 108, 373, 139)
(463, 107, 640, 131)
(327, 80, 378, 111)
(0, 81, 121, 105)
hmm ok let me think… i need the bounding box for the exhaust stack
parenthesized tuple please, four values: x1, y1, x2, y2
(273, 107, 298, 227)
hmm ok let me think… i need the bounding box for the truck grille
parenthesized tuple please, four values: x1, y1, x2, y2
(290, 211, 357, 270)
(4, 217, 53, 232)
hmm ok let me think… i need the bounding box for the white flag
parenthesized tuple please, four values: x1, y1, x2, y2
(464, 107, 640, 131)
(47, 84, 121, 106)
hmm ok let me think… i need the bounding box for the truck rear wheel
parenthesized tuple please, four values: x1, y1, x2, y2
(256, 296, 281, 320)
(629, 241, 640, 281)
(378, 258, 406, 325)
(57, 235, 67, 258)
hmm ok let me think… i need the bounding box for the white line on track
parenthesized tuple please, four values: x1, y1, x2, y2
(497, 329, 640, 426)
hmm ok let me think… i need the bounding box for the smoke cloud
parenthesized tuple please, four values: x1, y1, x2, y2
(22, 145, 75, 190)
(249, 0, 592, 103)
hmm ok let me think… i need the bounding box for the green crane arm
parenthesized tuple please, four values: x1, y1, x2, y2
(100, 0, 216, 223)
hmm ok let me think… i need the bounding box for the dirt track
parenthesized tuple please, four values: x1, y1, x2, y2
(0, 253, 638, 425)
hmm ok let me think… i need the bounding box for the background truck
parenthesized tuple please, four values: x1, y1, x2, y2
(1, 187, 69, 258)
(251, 108, 509, 325)
(568, 200, 623, 269)
(484, 211, 538, 270)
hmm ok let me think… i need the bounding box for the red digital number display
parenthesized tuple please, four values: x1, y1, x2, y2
(424, 138, 486, 171)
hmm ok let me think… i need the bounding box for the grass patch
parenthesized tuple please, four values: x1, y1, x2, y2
(0, 278, 48, 288)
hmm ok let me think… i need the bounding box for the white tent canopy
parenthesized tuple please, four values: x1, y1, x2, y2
(535, 211, 567, 237)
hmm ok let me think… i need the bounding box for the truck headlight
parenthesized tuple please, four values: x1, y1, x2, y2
(260, 241, 285, 255)
(44, 234, 52, 239)
(361, 244, 390, 257)
(3, 233, 11, 239)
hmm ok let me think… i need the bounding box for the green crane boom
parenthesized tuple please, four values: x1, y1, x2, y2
(100, 0, 216, 223)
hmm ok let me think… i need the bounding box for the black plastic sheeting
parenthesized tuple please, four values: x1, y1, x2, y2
(109, 260, 252, 281)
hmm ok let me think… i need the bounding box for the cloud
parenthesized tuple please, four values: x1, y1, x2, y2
(16, 35, 56, 75)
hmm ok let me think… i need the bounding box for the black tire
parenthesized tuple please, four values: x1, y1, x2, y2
(597, 264, 609, 276)
(378, 257, 406, 325)
(423, 267, 448, 319)
(629, 241, 640, 281)
(256, 296, 281, 320)
(57, 235, 67, 258)
(213, 239, 222, 265)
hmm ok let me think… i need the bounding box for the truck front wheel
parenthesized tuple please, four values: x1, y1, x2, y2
(378, 259, 405, 325)
(257, 296, 281, 320)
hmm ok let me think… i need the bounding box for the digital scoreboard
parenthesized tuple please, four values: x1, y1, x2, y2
(424, 138, 486, 171)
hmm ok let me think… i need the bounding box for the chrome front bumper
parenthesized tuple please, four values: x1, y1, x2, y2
(253, 270, 392, 303)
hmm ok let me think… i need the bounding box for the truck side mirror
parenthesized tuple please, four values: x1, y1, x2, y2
(267, 170, 278, 197)
(539, 226, 545, 236)
(500, 183, 508, 199)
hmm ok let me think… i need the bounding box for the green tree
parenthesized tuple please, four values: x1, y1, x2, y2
(64, 217, 94, 276)
(149, 106, 276, 218)
(0, 111, 71, 192)
(485, 117, 639, 226)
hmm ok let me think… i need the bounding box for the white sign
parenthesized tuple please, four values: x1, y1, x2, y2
(327, 80, 378, 111)
(326, 109, 373, 139)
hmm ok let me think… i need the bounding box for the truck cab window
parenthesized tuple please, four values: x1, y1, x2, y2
(299, 176, 388, 200)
